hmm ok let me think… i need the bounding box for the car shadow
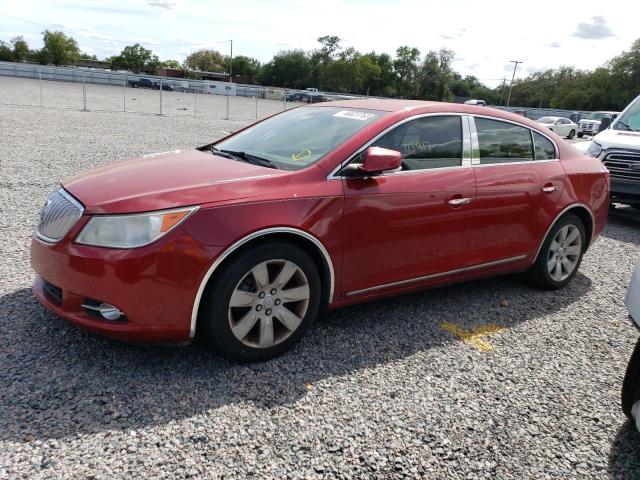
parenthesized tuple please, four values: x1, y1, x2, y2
(608, 420, 640, 478)
(0, 272, 592, 442)
(604, 208, 640, 247)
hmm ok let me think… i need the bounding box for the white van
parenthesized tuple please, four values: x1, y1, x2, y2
(579, 95, 640, 207)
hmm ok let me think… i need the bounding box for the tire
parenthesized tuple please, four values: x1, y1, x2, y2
(577, 132, 584, 138)
(526, 213, 586, 289)
(622, 337, 640, 418)
(199, 241, 322, 361)
(568, 129, 576, 139)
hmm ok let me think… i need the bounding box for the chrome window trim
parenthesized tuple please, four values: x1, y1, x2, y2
(36, 188, 85, 243)
(189, 227, 335, 338)
(346, 254, 528, 297)
(327, 113, 471, 180)
(532, 203, 596, 263)
(468, 114, 560, 166)
(468, 114, 480, 165)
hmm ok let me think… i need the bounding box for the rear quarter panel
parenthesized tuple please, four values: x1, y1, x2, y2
(558, 142, 610, 241)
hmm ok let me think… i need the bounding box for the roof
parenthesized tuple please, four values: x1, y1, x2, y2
(317, 98, 444, 112)
(314, 98, 562, 135)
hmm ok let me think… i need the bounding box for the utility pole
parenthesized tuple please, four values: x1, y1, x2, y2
(229, 39, 233, 83)
(506, 60, 523, 107)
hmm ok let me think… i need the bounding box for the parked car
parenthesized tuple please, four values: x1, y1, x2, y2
(127, 78, 174, 91)
(577, 111, 620, 138)
(464, 99, 486, 106)
(578, 95, 640, 207)
(31, 101, 609, 361)
(622, 260, 640, 427)
(536, 116, 578, 139)
(127, 78, 155, 89)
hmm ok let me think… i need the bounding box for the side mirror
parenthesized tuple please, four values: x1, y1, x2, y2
(360, 147, 402, 174)
(555, 120, 562, 125)
(599, 117, 612, 132)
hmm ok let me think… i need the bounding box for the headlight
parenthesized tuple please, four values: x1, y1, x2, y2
(76, 206, 198, 248)
(585, 141, 603, 158)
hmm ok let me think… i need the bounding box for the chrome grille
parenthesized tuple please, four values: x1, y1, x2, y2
(603, 151, 640, 182)
(36, 189, 84, 242)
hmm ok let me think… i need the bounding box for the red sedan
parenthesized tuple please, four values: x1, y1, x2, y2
(31, 100, 610, 361)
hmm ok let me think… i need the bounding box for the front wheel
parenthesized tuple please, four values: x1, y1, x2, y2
(526, 213, 586, 289)
(199, 241, 321, 361)
(622, 338, 640, 418)
(577, 132, 584, 138)
(568, 129, 576, 139)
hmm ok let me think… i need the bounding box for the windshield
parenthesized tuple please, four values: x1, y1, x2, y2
(587, 112, 606, 121)
(214, 106, 386, 171)
(537, 117, 556, 123)
(613, 96, 640, 132)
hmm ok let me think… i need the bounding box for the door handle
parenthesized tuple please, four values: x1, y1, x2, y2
(448, 197, 471, 206)
(541, 185, 558, 193)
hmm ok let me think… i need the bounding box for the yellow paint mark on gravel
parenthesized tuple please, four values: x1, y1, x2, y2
(441, 322, 505, 352)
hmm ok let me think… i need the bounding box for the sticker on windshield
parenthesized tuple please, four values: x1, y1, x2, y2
(333, 110, 376, 121)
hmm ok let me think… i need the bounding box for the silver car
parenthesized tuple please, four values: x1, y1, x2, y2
(622, 261, 640, 427)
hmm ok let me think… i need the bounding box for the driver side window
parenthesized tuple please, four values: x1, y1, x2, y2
(371, 116, 463, 171)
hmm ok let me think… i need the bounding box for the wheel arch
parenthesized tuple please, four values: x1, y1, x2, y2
(189, 227, 335, 338)
(533, 203, 595, 264)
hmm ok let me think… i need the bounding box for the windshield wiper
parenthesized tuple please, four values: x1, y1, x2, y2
(615, 120, 637, 132)
(211, 147, 278, 169)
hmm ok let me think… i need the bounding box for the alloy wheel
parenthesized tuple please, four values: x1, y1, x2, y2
(228, 259, 310, 349)
(547, 224, 582, 281)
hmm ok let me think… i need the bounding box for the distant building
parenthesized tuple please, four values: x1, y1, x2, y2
(73, 59, 111, 69)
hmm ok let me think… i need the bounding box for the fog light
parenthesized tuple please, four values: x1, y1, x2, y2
(82, 302, 124, 321)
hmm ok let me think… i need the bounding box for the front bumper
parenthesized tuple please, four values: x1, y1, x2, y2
(30, 224, 222, 343)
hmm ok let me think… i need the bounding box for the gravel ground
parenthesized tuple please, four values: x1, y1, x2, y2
(2, 102, 640, 479)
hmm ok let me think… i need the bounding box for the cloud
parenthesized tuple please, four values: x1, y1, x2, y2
(548, 41, 561, 48)
(147, 0, 178, 9)
(572, 16, 614, 39)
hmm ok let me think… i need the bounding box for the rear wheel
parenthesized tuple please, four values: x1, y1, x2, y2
(526, 213, 585, 289)
(568, 129, 576, 139)
(622, 338, 640, 418)
(200, 241, 321, 361)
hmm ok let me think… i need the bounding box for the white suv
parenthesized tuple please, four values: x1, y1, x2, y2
(578, 95, 640, 207)
(577, 111, 620, 138)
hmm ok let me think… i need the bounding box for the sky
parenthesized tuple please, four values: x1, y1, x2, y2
(0, 0, 638, 87)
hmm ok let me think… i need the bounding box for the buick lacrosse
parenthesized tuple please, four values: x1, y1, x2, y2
(31, 100, 609, 361)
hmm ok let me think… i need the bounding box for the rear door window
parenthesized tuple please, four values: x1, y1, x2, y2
(532, 132, 556, 160)
(475, 118, 533, 164)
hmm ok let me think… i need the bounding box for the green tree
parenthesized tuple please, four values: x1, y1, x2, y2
(418, 48, 455, 101)
(363, 52, 397, 96)
(393, 46, 420, 98)
(109, 44, 160, 73)
(261, 49, 311, 89)
(183, 49, 226, 72)
(11, 36, 29, 62)
(311, 35, 342, 90)
(0, 41, 12, 62)
(161, 59, 182, 69)
(231, 55, 261, 81)
(40, 30, 80, 65)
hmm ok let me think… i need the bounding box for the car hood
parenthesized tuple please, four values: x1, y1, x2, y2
(63, 149, 291, 214)
(592, 129, 640, 151)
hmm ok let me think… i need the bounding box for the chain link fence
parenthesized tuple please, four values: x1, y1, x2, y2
(0, 62, 314, 121)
